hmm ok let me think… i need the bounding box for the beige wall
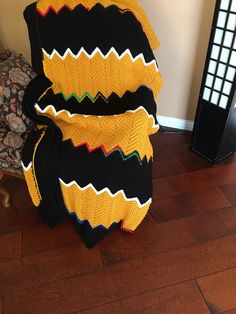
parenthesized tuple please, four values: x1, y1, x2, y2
(140, 0, 216, 120)
(0, 0, 216, 121)
(0, 0, 32, 61)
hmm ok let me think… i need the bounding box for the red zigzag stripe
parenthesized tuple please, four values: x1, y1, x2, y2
(37, 4, 129, 16)
(76, 141, 142, 163)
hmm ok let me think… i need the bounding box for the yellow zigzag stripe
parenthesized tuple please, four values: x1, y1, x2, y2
(21, 162, 40, 207)
(37, 0, 160, 50)
(42, 48, 163, 100)
(21, 129, 47, 207)
(42, 48, 160, 71)
(60, 178, 151, 230)
(35, 104, 157, 161)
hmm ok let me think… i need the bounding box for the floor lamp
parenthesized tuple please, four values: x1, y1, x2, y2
(191, 0, 236, 163)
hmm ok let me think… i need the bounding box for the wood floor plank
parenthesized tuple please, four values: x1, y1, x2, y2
(0, 176, 41, 234)
(153, 163, 236, 200)
(221, 308, 236, 314)
(186, 163, 236, 190)
(0, 231, 22, 262)
(0, 298, 2, 314)
(101, 205, 236, 266)
(0, 176, 31, 212)
(197, 267, 236, 313)
(151, 187, 230, 222)
(151, 133, 191, 147)
(0, 204, 41, 235)
(100, 213, 194, 266)
(179, 153, 211, 172)
(4, 234, 236, 314)
(151, 134, 191, 160)
(78, 280, 210, 314)
(152, 158, 186, 179)
(186, 206, 236, 242)
(0, 242, 102, 294)
(1, 134, 236, 314)
(22, 218, 79, 256)
(153, 173, 196, 199)
(218, 152, 236, 167)
(220, 182, 236, 206)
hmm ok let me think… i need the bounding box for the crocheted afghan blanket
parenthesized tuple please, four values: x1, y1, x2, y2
(21, 0, 163, 248)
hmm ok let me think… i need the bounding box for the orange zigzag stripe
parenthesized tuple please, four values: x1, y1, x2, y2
(37, 4, 130, 16)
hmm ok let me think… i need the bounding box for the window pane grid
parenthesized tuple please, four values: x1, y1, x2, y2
(211, 44, 236, 52)
(209, 19, 229, 106)
(218, 26, 236, 108)
(230, 0, 236, 12)
(215, 21, 236, 29)
(210, 55, 236, 66)
(206, 87, 232, 98)
(220, 0, 230, 10)
(218, 8, 235, 13)
(202, 0, 236, 109)
(218, 2, 236, 13)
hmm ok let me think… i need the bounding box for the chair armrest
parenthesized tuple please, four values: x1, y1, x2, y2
(0, 170, 10, 207)
(0, 170, 24, 208)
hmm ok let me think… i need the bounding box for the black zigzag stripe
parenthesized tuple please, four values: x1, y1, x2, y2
(37, 85, 158, 124)
(36, 3, 156, 63)
(58, 140, 153, 204)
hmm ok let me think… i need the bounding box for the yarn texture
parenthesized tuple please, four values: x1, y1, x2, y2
(21, 0, 163, 248)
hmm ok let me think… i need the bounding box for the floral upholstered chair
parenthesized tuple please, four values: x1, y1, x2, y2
(0, 50, 36, 207)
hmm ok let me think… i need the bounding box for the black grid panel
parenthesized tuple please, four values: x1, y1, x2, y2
(202, 0, 236, 109)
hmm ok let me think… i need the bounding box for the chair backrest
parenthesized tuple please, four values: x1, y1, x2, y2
(0, 50, 36, 134)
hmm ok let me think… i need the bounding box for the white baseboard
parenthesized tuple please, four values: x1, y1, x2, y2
(157, 115, 194, 131)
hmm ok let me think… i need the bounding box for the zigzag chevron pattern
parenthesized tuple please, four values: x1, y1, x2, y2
(58, 139, 152, 202)
(21, 161, 32, 171)
(34, 103, 159, 129)
(60, 178, 151, 207)
(34, 103, 157, 161)
(42, 47, 163, 99)
(59, 177, 151, 230)
(61, 91, 110, 103)
(36, 0, 160, 50)
(42, 47, 160, 72)
(66, 210, 125, 231)
(21, 0, 163, 245)
(36, 85, 158, 126)
(36, 2, 156, 64)
(38, 84, 154, 103)
(60, 88, 155, 104)
(75, 141, 144, 165)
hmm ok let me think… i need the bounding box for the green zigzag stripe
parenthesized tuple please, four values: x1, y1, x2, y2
(99, 146, 153, 165)
(105, 148, 143, 165)
(61, 91, 110, 103)
(76, 141, 148, 166)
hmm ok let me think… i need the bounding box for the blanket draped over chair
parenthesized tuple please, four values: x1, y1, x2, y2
(21, 0, 163, 248)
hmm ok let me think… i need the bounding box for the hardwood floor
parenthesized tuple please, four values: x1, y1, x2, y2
(1, 132, 236, 313)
